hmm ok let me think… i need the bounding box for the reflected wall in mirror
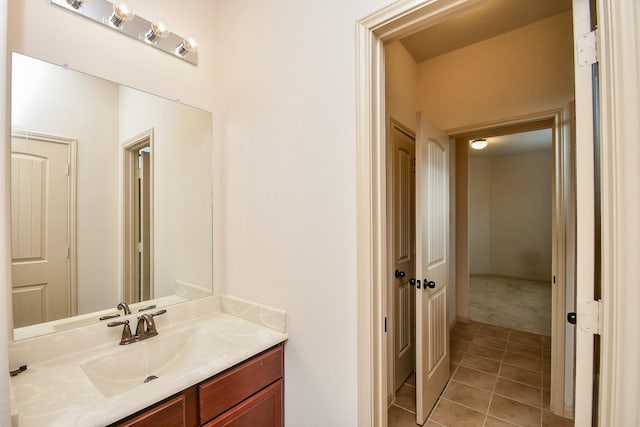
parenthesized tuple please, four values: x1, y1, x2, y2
(11, 52, 213, 340)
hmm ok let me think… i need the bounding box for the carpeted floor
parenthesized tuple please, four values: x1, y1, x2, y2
(469, 275, 551, 336)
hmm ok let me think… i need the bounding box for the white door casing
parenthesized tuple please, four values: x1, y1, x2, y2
(415, 112, 450, 423)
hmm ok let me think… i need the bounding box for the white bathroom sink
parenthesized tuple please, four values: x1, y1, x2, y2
(81, 328, 233, 397)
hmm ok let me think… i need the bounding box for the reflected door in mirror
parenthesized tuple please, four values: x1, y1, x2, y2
(11, 135, 76, 327)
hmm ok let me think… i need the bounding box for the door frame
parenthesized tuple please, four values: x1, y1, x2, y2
(447, 109, 573, 416)
(122, 129, 154, 304)
(354, 0, 636, 425)
(10, 129, 77, 321)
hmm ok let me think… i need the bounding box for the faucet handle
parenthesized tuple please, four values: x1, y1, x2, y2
(108, 320, 133, 344)
(150, 309, 167, 318)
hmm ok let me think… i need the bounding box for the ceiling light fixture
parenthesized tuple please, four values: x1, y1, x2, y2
(145, 19, 169, 43)
(470, 138, 488, 150)
(109, 2, 134, 28)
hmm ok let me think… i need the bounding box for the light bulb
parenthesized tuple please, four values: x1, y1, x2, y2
(176, 37, 197, 56)
(470, 139, 488, 150)
(145, 19, 169, 42)
(110, 2, 134, 28)
(66, 0, 85, 9)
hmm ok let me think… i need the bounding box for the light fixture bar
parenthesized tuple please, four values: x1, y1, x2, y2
(51, 0, 198, 66)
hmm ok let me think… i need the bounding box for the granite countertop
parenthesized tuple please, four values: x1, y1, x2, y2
(9, 295, 287, 427)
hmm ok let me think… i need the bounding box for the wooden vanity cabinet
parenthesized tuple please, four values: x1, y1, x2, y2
(110, 344, 284, 427)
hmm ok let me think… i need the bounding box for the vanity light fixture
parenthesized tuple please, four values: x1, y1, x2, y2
(176, 37, 197, 57)
(470, 138, 488, 150)
(50, 0, 198, 65)
(66, 0, 85, 9)
(109, 1, 134, 28)
(145, 19, 169, 43)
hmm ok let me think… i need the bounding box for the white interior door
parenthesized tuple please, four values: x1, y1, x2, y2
(390, 121, 416, 391)
(11, 136, 71, 327)
(415, 112, 450, 424)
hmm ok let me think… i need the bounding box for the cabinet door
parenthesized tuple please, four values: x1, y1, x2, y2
(203, 379, 283, 427)
(116, 395, 187, 427)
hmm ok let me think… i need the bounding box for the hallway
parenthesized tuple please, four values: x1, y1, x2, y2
(388, 321, 573, 427)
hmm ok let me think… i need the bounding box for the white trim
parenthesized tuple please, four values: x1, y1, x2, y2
(596, 1, 640, 425)
(571, 0, 596, 424)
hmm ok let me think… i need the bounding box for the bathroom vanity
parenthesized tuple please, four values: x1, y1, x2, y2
(111, 344, 283, 426)
(9, 295, 287, 426)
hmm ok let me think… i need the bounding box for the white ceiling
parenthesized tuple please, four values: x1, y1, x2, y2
(400, 0, 572, 63)
(469, 128, 552, 158)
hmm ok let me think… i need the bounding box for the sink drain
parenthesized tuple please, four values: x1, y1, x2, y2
(144, 375, 158, 383)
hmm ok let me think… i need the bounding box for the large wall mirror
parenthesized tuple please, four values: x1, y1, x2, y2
(10, 52, 213, 340)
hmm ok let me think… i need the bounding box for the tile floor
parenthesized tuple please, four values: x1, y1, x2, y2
(388, 321, 574, 427)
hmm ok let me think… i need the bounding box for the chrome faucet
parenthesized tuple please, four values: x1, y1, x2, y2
(108, 309, 167, 345)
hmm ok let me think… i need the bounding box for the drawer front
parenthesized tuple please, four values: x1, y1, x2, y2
(203, 379, 283, 427)
(199, 345, 283, 424)
(116, 394, 187, 427)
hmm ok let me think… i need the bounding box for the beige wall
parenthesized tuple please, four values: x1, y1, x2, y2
(385, 41, 420, 131)
(470, 151, 553, 280)
(469, 157, 491, 274)
(418, 12, 574, 131)
(118, 87, 213, 300)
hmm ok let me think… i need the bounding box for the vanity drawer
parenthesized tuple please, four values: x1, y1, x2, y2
(115, 393, 191, 427)
(199, 345, 284, 424)
(203, 379, 283, 427)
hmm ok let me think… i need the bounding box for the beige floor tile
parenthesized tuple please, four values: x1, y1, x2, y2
(442, 380, 492, 413)
(453, 328, 478, 341)
(542, 410, 574, 427)
(452, 338, 471, 353)
(493, 377, 542, 407)
(460, 354, 501, 375)
(506, 341, 542, 359)
(478, 324, 511, 340)
(484, 416, 520, 426)
(503, 351, 543, 372)
(467, 343, 505, 361)
(543, 374, 550, 391)
(395, 383, 416, 413)
(452, 366, 497, 392)
(489, 395, 542, 427)
(499, 363, 542, 388)
(451, 350, 465, 364)
(388, 404, 418, 427)
(510, 332, 543, 347)
(454, 321, 482, 333)
(429, 399, 485, 427)
(472, 334, 507, 350)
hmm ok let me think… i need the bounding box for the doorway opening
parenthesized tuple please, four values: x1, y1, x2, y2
(359, 0, 589, 425)
(122, 130, 154, 304)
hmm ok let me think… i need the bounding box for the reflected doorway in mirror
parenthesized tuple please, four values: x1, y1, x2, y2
(123, 130, 154, 304)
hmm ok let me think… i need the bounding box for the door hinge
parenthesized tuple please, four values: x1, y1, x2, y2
(66, 245, 71, 259)
(578, 299, 602, 335)
(66, 163, 71, 176)
(384, 316, 387, 333)
(577, 29, 598, 66)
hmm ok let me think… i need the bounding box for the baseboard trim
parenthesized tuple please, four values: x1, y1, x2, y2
(470, 273, 550, 285)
